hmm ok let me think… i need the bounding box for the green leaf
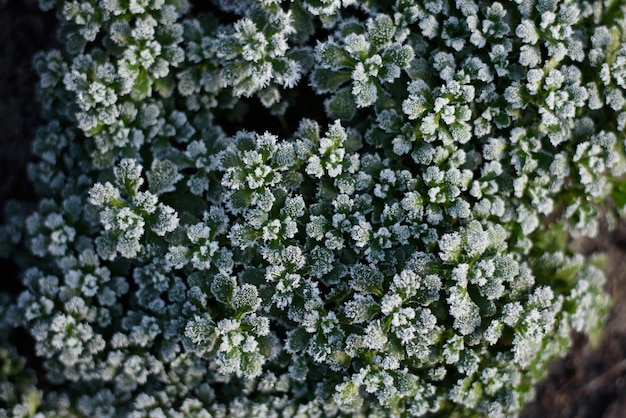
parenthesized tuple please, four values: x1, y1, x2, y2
(286, 327, 310, 353)
(611, 177, 626, 212)
(281, 170, 304, 189)
(349, 263, 384, 296)
(148, 159, 182, 195)
(131, 70, 152, 101)
(232, 284, 261, 314)
(368, 14, 396, 49)
(325, 88, 357, 121)
(311, 68, 352, 94)
(154, 75, 175, 98)
(291, 0, 316, 44)
(210, 273, 236, 305)
(60, 25, 88, 55)
(318, 43, 355, 68)
(229, 189, 253, 209)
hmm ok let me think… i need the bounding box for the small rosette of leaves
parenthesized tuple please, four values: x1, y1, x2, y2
(88, 158, 179, 260)
(213, 3, 310, 108)
(311, 13, 414, 119)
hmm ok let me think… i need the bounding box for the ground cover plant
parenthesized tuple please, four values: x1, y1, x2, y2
(1, 0, 626, 416)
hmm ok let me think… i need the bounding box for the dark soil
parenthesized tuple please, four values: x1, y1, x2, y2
(521, 224, 626, 418)
(1, 2, 626, 417)
(0, 0, 56, 209)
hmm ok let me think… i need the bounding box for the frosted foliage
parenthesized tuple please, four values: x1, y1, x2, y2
(1, 0, 623, 416)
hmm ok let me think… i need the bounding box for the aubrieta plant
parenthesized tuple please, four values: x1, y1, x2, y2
(2, 0, 626, 416)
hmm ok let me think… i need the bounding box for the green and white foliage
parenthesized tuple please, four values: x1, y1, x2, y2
(212, 2, 309, 104)
(88, 158, 179, 260)
(1, 0, 625, 416)
(311, 12, 415, 118)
